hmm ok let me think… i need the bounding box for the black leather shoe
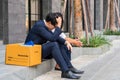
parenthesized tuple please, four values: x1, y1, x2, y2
(61, 71, 81, 79)
(69, 67, 84, 74)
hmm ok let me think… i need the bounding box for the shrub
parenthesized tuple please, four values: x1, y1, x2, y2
(80, 35, 110, 47)
(103, 29, 120, 35)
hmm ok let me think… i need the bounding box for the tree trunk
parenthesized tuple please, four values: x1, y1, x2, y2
(105, 0, 111, 30)
(69, 0, 73, 36)
(82, 0, 89, 44)
(62, 0, 67, 20)
(115, 0, 120, 28)
(74, 0, 83, 39)
(86, 0, 94, 37)
(110, 0, 117, 31)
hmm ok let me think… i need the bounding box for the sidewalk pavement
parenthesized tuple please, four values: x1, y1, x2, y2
(89, 47, 120, 80)
(1, 40, 120, 80)
(34, 40, 120, 80)
(34, 55, 100, 80)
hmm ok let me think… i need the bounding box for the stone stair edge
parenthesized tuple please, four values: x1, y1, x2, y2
(0, 41, 112, 80)
(33, 40, 120, 80)
(79, 40, 120, 80)
(33, 48, 116, 80)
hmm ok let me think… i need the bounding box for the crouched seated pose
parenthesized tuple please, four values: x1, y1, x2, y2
(25, 12, 84, 79)
(53, 12, 83, 71)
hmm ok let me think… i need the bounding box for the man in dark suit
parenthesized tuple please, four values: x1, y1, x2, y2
(25, 12, 84, 79)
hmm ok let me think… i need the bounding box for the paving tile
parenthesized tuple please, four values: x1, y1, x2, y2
(34, 55, 99, 80)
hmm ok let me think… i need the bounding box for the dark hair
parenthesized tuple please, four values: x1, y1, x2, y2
(45, 12, 57, 26)
(54, 12, 64, 29)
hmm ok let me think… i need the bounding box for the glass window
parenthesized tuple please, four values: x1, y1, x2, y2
(25, 0, 42, 32)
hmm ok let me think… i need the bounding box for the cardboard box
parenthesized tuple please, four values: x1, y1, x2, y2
(5, 44, 42, 66)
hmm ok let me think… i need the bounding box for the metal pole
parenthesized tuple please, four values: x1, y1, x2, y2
(28, 0, 31, 32)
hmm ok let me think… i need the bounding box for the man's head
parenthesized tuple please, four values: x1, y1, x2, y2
(54, 12, 64, 29)
(45, 13, 57, 26)
(45, 12, 63, 30)
(45, 13, 57, 30)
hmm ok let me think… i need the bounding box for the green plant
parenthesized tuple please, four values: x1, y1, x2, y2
(80, 35, 110, 47)
(69, 34, 75, 39)
(103, 29, 120, 35)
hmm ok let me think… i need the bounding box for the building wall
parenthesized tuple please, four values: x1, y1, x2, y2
(95, 0, 103, 30)
(42, 0, 52, 19)
(51, 0, 61, 12)
(3, 0, 26, 44)
(1, 0, 62, 44)
(42, 0, 61, 19)
(0, 0, 3, 40)
(0, 0, 117, 44)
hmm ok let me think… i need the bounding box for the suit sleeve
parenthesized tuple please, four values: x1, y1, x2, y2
(32, 25, 65, 44)
(57, 37, 66, 44)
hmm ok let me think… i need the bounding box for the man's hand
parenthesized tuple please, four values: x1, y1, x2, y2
(65, 41, 72, 50)
(74, 40, 83, 47)
(56, 17, 62, 28)
(65, 38, 83, 47)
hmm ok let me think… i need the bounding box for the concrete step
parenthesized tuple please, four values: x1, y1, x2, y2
(103, 35, 120, 41)
(0, 50, 5, 64)
(0, 43, 5, 64)
(80, 40, 120, 80)
(0, 59, 55, 80)
(89, 51, 120, 80)
(34, 40, 120, 80)
(0, 45, 5, 50)
(0, 41, 110, 80)
(34, 55, 100, 80)
(0, 44, 56, 80)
